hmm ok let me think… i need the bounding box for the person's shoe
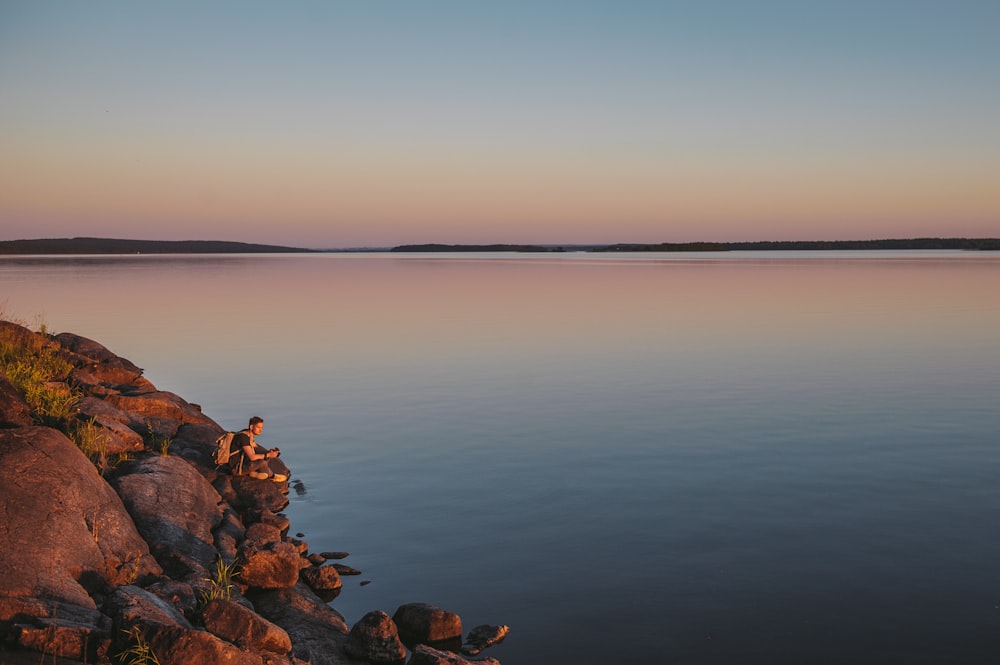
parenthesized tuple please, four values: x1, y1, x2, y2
(248, 471, 270, 480)
(271, 473, 288, 483)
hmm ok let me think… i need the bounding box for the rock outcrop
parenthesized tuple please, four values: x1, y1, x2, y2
(0, 322, 507, 664)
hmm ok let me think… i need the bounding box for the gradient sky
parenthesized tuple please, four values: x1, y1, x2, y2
(1, 1, 998, 248)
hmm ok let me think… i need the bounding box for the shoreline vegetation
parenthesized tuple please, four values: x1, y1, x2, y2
(0, 319, 508, 665)
(0, 236, 998, 255)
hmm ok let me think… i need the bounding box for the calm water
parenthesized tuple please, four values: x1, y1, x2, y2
(2, 251, 999, 663)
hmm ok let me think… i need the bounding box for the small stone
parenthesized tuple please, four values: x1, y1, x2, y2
(306, 553, 326, 566)
(331, 563, 362, 576)
(320, 551, 350, 560)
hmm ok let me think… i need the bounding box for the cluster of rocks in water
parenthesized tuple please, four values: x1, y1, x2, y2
(0, 321, 508, 664)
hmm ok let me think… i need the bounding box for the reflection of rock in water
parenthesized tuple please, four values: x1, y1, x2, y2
(292, 479, 307, 496)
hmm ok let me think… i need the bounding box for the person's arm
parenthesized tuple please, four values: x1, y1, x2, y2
(240, 438, 278, 461)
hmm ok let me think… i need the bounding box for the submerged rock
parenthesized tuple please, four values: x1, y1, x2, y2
(462, 624, 510, 656)
(411, 643, 501, 665)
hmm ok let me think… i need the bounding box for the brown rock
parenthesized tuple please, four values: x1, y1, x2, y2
(214, 506, 247, 564)
(462, 624, 510, 656)
(202, 598, 292, 654)
(409, 644, 501, 665)
(392, 603, 462, 646)
(0, 427, 161, 619)
(231, 474, 291, 515)
(73, 396, 146, 453)
(259, 509, 291, 533)
(346, 610, 407, 664)
(11, 613, 112, 662)
(0, 373, 33, 428)
(169, 422, 228, 476)
(54, 331, 143, 376)
(246, 521, 284, 544)
(105, 389, 218, 436)
(300, 564, 343, 601)
(248, 583, 351, 665)
(106, 585, 261, 665)
(112, 454, 224, 581)
(239, 540, 302, 589)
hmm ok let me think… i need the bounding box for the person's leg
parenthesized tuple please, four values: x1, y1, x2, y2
(247, 458, 271, 479)
(267, 458, 289, 482)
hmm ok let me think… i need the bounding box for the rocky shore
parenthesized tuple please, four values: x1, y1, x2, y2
(0, 321, 507, 665)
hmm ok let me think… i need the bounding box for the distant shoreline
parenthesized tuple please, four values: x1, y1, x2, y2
(1, 236, 998, 255)
(391, 238, 1000, 252)
(0, 237, 317, 255)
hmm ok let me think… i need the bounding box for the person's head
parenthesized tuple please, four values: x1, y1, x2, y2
(249, 416, 264, 434)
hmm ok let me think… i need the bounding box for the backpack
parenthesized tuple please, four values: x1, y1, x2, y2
(212, 431, 236, 466)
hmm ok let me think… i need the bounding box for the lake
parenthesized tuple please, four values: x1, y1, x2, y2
(2, 251, 999, 663)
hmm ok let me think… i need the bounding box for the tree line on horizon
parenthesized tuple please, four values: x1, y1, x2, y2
(0, 236, 997, 255)
(392, 238, 1000, 253)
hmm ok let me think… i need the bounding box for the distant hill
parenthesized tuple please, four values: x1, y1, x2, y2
(0, 237, 316, 255)
(722, 238, 1000, 251)
(394, 238, 1000, 253)
(391, 243, 552, 253)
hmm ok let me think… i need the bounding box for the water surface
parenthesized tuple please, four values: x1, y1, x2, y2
(2, 251, 999, 663)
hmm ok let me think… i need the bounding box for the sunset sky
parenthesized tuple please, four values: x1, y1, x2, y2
(2, 1, 998, 248)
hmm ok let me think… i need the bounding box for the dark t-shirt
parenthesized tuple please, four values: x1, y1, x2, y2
(231, 431, 252, 455)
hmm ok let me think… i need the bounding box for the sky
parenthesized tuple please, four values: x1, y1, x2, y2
(1, 1, 998, 249)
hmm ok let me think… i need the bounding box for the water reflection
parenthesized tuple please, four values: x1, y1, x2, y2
(2, 252, 999, 664)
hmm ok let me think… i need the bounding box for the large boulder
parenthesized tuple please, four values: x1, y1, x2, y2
(248, 583, 351, 665)
(104, 390, 218, 440)
(106, 585, 261, 665)
(229, 474, 291, 515)
(73, 396, 146, 454)
(0, 427, 161, 621)
(202, 598, 292, 654)
(6, 603, 114, 662)
(169, 422, 228, 476)
(238, 539, 303, 590)
(392, 603, 462, 646)
(53, 331, 147, 392)
(112, 454, 224, 581)
(346, 611, 407, 664)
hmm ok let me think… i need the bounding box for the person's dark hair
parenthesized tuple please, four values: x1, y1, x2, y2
(249, 416, 264, 427)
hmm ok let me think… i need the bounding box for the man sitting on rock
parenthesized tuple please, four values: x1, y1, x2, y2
(231, 416, 289, 482)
